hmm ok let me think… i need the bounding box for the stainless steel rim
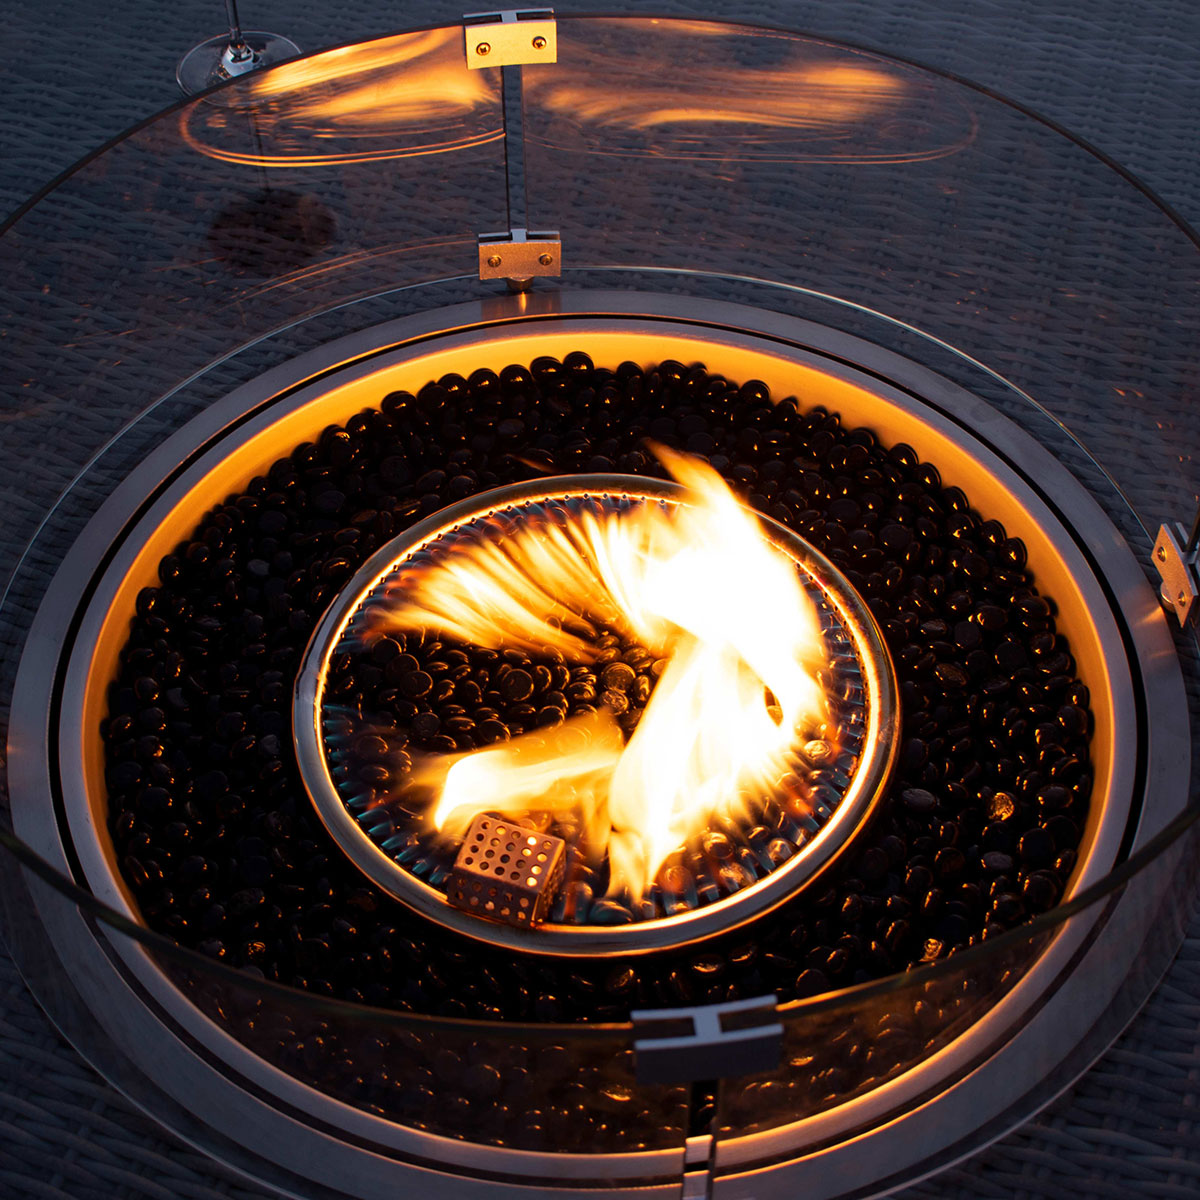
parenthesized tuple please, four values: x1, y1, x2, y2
(293, 473, 900, 956)
(5, 291, 1188, 1199)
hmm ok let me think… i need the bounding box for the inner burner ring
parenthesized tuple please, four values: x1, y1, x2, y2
(294, 474, 900, 955)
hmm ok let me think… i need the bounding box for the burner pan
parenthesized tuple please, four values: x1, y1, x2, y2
(294, 475, 897, 955)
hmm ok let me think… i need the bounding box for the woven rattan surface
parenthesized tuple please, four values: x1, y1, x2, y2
(2, 1, 1199, 1197)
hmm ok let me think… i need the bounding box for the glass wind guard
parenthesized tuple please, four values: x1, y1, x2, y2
(2, 805, 1197, 1195)
(3, 17, 1200, 1196)
(523, 16, 1200, 532)
(0, 831, 689, 1171)
(0, 25, 506, 605)
(708, 809, 1200, 1191)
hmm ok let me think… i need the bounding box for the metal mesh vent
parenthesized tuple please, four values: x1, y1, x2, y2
(447, 815, 567, 926)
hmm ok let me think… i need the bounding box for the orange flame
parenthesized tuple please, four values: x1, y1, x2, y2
(380, 450, 829, 898)
(428, 710, 621, 849)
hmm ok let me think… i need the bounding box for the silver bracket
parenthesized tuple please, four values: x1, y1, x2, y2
(632, 994, 783, 1085)
(1154, 520, 1200, 626)
(464, 9, 557, 68)
(681, 1134, 715, 1200)
(478, 227, 562, 283)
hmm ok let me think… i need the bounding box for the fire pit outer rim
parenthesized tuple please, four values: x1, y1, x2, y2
(12, 295, 1180, 1195)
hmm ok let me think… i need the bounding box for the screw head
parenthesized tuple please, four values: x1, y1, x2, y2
(537, 252, 554, 266)
(1179, 589, 1188, 605)
(532, 35, 547, 50)
(486, 254, 502, 268)
(476, 41, 491, 56)
(1157, 544, 1168, 561)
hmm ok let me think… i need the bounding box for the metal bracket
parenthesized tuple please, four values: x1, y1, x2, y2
(632, 994, 783, 1085)
(1154, 519, 1200, 626)
(478, 227, 562, 283)
(467, 12, 561, 283)
(681, 1134, 714, 1200)
(464, 9, 557, 68)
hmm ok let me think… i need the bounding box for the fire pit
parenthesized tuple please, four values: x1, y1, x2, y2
(66, 312, 1124, 1029)
(11, 296, 1178, 1142)
(2, 14, 1198, 1200)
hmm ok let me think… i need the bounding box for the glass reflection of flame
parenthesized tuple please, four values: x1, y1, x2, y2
(535, 63, 906, 134)
(181, 29, 501, 167)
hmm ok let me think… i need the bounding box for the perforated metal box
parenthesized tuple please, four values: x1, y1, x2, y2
(447, 814, 567, 926)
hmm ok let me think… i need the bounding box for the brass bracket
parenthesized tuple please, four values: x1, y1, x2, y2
(1154, 520, 1200, 626)
(478, 227, 562, 283)
(464, 9, 557, 68)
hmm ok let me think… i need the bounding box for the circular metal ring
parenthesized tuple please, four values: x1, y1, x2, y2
(293, 474, 900, 955)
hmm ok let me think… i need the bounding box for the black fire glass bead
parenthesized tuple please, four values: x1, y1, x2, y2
(986, 791, 1019, 822)
(934, 848, 966, 880)
(591, 900, 634, 926)
(980, 851, 1014, 873)
(499, 669, 535, 702)
(858, 847, 889, 883)
(1055, 849, 1078, 877)
(1035, 785, 1071, 811)
(990, 893, 1025, 923)
(900, 787, 936, 814)
(934, 663, 969, 689)
(399, 670, 433, 699)
(1017, 827, 1055, 866)
(599, 662, 636, 692)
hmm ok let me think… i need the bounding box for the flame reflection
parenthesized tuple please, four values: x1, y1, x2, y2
(180, 28, 501, 167)
(538, 63, 904, 133)
(526, 44, 975, 163)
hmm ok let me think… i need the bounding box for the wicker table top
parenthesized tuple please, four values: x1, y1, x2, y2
(1, 2, 1198, 1197)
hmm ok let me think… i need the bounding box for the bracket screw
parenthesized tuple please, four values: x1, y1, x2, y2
(1156, 544, 1167, 562)
(538, 252, 554, 266)
(476, 41, 491, 56)
(487, 254, 502, 268)
(532, 35, 547, 49)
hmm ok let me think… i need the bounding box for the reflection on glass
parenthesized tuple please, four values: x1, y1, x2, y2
(181, 28, 503, 166)
(524, 20, 975, 163)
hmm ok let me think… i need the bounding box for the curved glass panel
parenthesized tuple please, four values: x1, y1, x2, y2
(523, 17, 1200, 530)
(0, 25, 505, 606)
(714, 807, 1200, 1168)
(0, 804, 1196, 1172)
(1, 13, 1199, 1198)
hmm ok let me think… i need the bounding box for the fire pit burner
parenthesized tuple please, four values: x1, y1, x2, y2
(294, 474, 898, 954)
